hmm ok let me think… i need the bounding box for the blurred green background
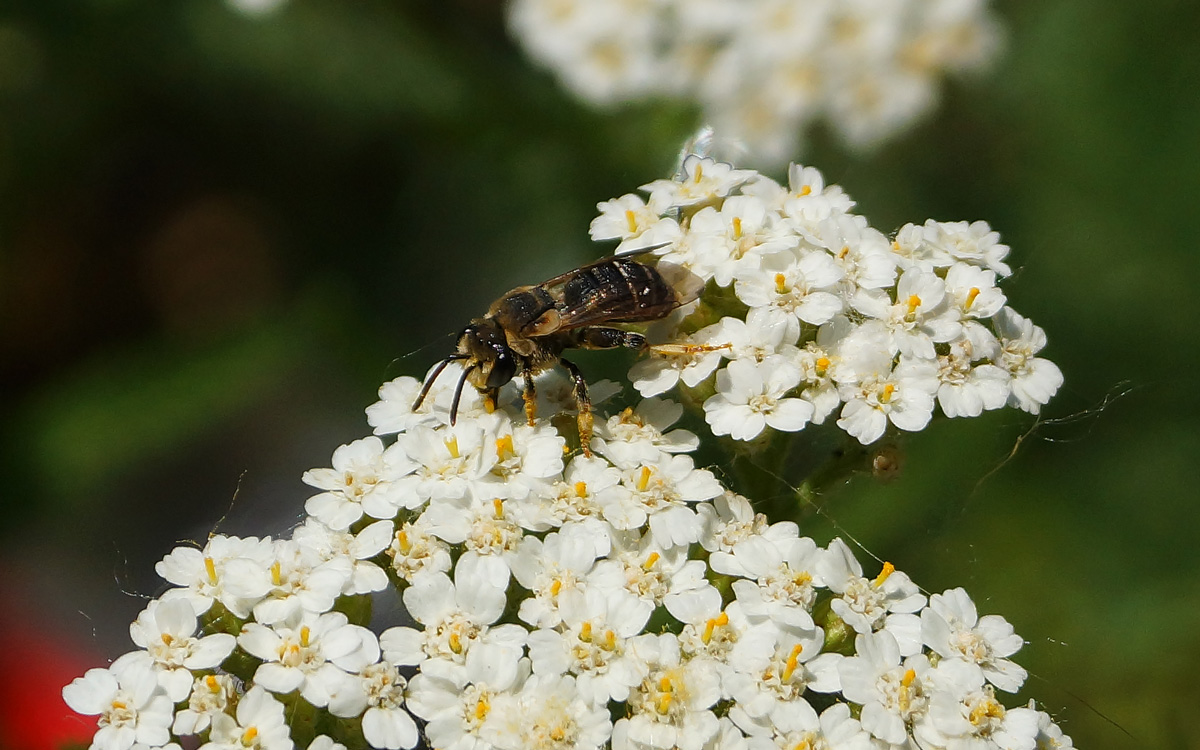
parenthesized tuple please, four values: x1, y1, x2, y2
(0, 1, 1196, 748)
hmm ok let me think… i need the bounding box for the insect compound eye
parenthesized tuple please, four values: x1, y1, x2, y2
(486, 348, 517, 389)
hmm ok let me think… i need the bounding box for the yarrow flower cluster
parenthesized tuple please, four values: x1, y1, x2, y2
(508, 0, 1002, 164)
(604, 155, 1062, 445)
(65, 156, 1072, 750)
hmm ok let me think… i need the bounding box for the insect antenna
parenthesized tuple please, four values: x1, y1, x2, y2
(449, 363, 475, 426)
(411, 354, 469, 411)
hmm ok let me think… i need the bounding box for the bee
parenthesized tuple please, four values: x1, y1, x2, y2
(411, 252, 705, 453)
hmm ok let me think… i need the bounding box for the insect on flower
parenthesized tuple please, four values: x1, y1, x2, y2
(412, 251, 710, 453)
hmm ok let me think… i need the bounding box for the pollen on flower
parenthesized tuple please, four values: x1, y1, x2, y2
(905, 294, 922, 319)
(496, 435, 515, 460)
(643, 552, 660, 570)
(782, 644, 803, 682)
(242, 727, 259, 744)
(874, 561, 896, 586)
(636, 466, 653, 492)
(445, 436, 460, 458)
(204, 556, 218, 585)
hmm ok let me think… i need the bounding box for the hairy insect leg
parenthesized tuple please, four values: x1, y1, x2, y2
(522, 369, 537, 426)
(649, 342, 731, 356)
(558, 357, 593, 457)
(574, 327, 647, 351)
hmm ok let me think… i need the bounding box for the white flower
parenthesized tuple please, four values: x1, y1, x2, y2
(697, 491, 774, 556)
(239, 610, 377, 708)
(726, 533, 824, 630)
(511, 526, 606, 628)
(366, 375, 437, 435)
(794, 316, 854, 425)
(936, 338, 1010, 418)
(128, 598, 236, 701)
(601, 454, 721, 546)
(915, 660, 1040, 750)
(835, 325, 938, 444)
(62, 659, 173, 750)
(393, 421, 493, 506)
(838, 631, 936, 748)
(531, 454, 624, 531)
(641, 155, 757, 209)
(819, 539, 925, 656)
(484, 674, 613, 750)
(173, 674, 236, 736)
(994, 307, 1063, 414)
(807, 213, 897, 293)
(199, 685, 293, 750)
(713, 307, 801, 366)
(475, 421, 565, 501)
(628, 326, 728, 397)
(303, 436, 416, 528)
(380, 566, 526, 668)
(614, 633, 722, 750)
(406, 644, 529, 750)
(155, 535, 274, 619)
(526, 585, 652, 705)
(252, 539, 353, 625)
(704, 357, 814, 440)
(590, 529, 721, 621)
(732, 702, 873, 750)
(722, 620, 841, 726)
(944, 261, 1006, 321)
(688, 195, 797, 286)
(924, 219, 1012, 277)
(591, 398, 699, 469)
(335, 661, 420, 750)
(921, 587, 1027, 693)
(735, 248, 845, 338)
(292, 517, 392, 596)
(853, 267, 960, 359)
(590, 193, 682, 253)
(780, 164, 856, 230)
(1030, 703, 1075, 749)
(386, 517, 453, 584)
(508, 2, 1000, 165)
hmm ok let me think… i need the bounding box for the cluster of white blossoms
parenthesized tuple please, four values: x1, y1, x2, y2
(508, 0, 1001, 164)
(64, 158, 1073, 750)
(594, 155, 1062, 446)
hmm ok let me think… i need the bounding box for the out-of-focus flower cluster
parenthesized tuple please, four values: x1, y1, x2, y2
(508, 0, 1002, 164)
(64, 158, 1071, 750)
(599, 155, 1061, 445)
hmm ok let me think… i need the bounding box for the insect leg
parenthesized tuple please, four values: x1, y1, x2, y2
(574, 327, 647, 351)
(522, 368, 537, 426)
(558, 357, 593, 457)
